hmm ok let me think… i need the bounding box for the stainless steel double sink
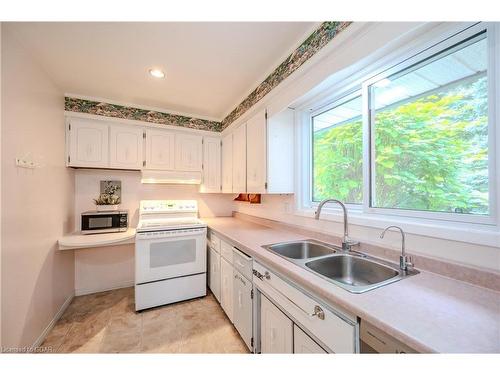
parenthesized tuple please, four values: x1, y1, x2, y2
(262, 240, 418, 293)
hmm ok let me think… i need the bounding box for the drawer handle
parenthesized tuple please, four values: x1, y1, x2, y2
(256, 268, 325, 320)
(311, 305, 325, 320)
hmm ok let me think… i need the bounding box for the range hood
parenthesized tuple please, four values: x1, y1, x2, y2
(141, 170, 202, 184)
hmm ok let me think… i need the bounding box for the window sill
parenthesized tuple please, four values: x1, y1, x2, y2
(295, 207, 500, 248)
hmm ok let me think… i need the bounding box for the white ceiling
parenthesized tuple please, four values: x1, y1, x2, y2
(6, 22, 318, 120)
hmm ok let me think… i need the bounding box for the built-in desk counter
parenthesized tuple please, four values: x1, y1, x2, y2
(58, 228, 136, 250)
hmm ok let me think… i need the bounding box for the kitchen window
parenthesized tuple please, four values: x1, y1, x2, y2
(312, 92, 363, 204)
(369, 32, 489, 216)
(305, 23, 497, 226)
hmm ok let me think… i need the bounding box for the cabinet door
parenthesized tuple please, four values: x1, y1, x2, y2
(221, 133, 233, 193)
(233, 271, 253, 350)
(175, 133, 202, 171)
(68, 118, 109, 167)
(293, 325, 327, 354)
(109, 124, 144, 169)
(246, 110, 267, 193)
(145, 129, 175, 170)
(220, 257, 234, 323)
(200, 137, 221, 193)
(208, 247, 221, 302)
(260, 294, 293, 353)
(232, 123, 247, 193)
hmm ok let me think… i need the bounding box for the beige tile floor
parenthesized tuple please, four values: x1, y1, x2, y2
(40, 287, 249, 353)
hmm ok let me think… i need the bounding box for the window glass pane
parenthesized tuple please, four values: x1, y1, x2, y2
(312, 94, 363, 203)
(370, 33, 489, 215)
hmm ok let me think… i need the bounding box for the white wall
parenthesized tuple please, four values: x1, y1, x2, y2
(73, 169, 235, 295)
(1, 28, 75, 348)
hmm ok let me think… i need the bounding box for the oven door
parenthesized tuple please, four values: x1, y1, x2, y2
(135, 227, 207, 284)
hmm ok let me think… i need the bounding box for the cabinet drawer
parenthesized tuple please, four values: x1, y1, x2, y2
(253, 262, 357, 353)
(360, 321, 417, 353)
(208, 232, 221, 253)
(233, 248, 252, 280)
(220, 241, 234, 264)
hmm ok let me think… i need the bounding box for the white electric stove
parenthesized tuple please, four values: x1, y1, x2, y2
(135, 200, 207, 311)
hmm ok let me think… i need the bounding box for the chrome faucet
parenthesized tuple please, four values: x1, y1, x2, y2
(380, 225, 413, 271)
(315, 199, 359, 252)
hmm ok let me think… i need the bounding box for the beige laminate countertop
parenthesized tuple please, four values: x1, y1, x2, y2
(203, 217, 500, 353)
(58, 228, 136, 250)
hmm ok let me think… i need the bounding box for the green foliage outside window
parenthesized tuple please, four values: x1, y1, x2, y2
(312, 76, 488, 215)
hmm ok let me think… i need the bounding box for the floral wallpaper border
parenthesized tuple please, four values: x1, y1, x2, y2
(65, 97, 222, 132)
(65, 21, 351, 132)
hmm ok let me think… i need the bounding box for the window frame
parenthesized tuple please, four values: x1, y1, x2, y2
(304, 22, 498, 226)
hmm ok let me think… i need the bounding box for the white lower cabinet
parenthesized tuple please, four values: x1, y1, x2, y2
(220, 257, 234, 323)
(208, 246, 221, 302)
(253, 261, 358, 353)
(206, 233, 354, 354)
(293, 325, 327, 354)
(260, 294, 293, 353)
(233, 269, 253, 350)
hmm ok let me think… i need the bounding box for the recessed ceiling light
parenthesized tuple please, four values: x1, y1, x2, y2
(149, 69, 165, 79)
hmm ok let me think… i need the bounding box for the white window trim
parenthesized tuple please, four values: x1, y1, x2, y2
(295, 22, 500, 247)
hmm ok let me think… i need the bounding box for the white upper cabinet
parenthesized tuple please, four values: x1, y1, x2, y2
(68, 118, 109, 168)
(221, 133, 233, 193)
(200, 136, 221, 193)
(109, 124, 144, 170)
(144, 128, 175, 170)
(218, 107, 294, 194)
(266, 108, 294, 193)
(246, 110, 267, 193)
(175, 133, 203, 171)
(66, 116, 208, 174)
(232, 123, 247, 193)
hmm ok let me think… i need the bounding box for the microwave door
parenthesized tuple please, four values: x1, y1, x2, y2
(87, 216, 113, 230)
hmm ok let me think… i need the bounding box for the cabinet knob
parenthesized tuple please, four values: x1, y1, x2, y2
(310, 305, 325, 320)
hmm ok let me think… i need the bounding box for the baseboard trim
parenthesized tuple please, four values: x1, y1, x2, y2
(32, 293, 74, 348)
(75, 280, 134, 296)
